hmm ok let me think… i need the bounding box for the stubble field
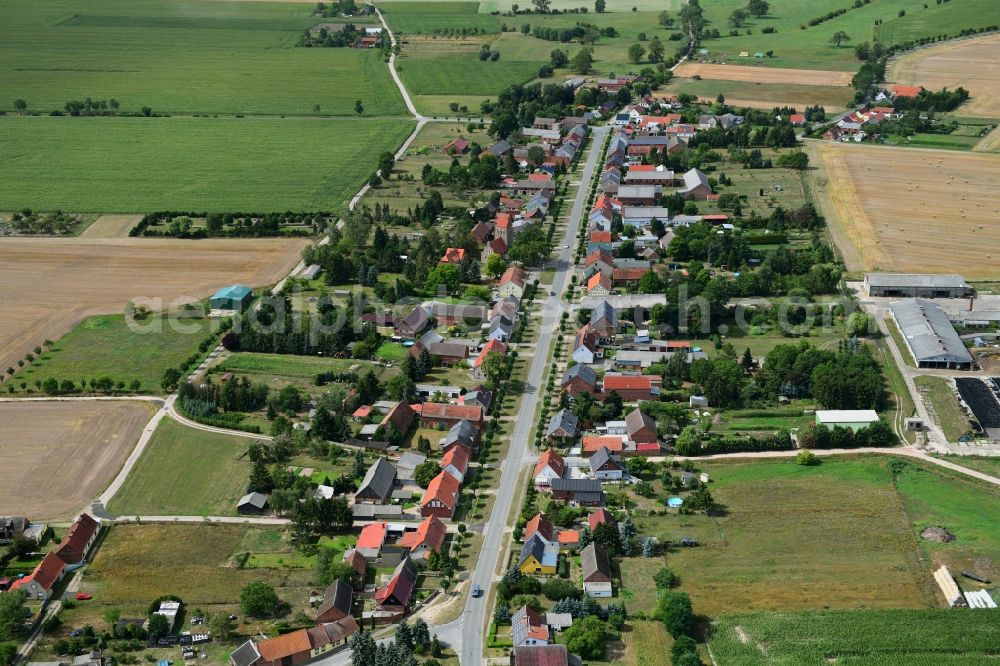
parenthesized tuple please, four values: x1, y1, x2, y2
(888, 34, 1000, 118)
(807, 141, 1000, 278)
(0, 237, 307, 378)
(0, 400, 154, 520)
(672, 63, 853, 86)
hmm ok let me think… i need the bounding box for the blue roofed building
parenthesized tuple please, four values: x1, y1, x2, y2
(210, 285, 253, 311)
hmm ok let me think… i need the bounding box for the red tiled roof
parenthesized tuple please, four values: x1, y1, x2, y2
(353, 405, 372, 418)
(612, 267, 647, 282)
(533, 448, 564, 478)
(585, 249, 613, 267)
(588, 508, 616, 531)
(590, 230, 612, 243)
(702, 214, 729, 221)
(528, 172, 551, 181)
(473, 339, 507, 368)
(582, 435, 625, 453)
(587, 273, 612, 292)
(421, 471, 460, 510)
(603, 374, 661, 391)
(418, 402, 482, 422)
(440, 445, 470, 475)
(500, 265, 527, 288)
(496, 212, 512, 228)
(789, 114, 806, 124)
(357, 522, 388, 550)
(524, 512, 556, 542)
(55, 513, 99, 564)
(13, 552, 64, 593)
(557, 530, 580, 545)
(440, 247, 466, 264)
(488, 237, 508, 255)
(636, 442, 664, 454)
(257, 629, 313, 662)
(892, 85, 921, 98)
(398, 515, 447, 552)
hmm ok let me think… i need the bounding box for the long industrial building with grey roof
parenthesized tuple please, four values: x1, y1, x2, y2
(865, 273, 970, 298)
(889, 298, 974, 370)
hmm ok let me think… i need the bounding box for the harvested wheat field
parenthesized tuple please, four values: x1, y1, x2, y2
(889, 34, 1000, 118)
(672, 63, 853, 86)
(808, 142, 1000, 278)
(79, 214, 143, 238)
(0, 400, 154, 519)
(0, 237, 307, 375)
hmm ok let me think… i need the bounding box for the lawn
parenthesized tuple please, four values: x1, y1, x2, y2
(620, 620, 674, 666)
(0, 0, 403, 116)
(894, 460, 1000, 585)
(914, 375, 973, 442)
(376, 342, 408, 362)
(107, 417, 254, 516)
(710, 608, 1000, 665)
(935, 455, 1000, 479)
(0, 116, 415, 212)
(10, 313, 213, 394)
(215, 352, 397, 394)
(631, 458, 936, 616)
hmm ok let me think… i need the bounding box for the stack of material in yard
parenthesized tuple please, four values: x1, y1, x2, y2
(934, 565, 965, 607)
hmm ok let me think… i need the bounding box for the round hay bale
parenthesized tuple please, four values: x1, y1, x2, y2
(921, 526, 956, 543)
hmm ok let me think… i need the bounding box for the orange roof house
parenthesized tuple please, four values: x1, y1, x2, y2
(495, 212, 512, 228)
(892, 85, 921, 98)
(472, 338, 507, 369)
(587, 272, 612, 295)
(416, 402, 483, 427)
(440, 247, 466, 264)
(440, 444, 471, 482)
(12, 551, 66, 600)
(582, 435, 626, 454)
(590, 230, 612, 244)
(523, 512, 557, 544)
(557, 530, 580, 549)
(356, 522, 388, 558)
(55, 513, 100, 564)
(589, 508, 617, 531)
(420, 471, 461, 519)
(399, 515, 448, 558)
(533, 448, 565, 486)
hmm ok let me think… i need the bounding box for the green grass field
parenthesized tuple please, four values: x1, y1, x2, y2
(399, 52, 540, 96)
(10, 313, 212, 394)
(108, 417, 254, 516)
(914, 376, 972, 442)
(886, 132, 985, 151)
(710, 608, 1000, 665)
(936, 455, 1000, 479)
(0, 116, 415, 211)
(894, 460, 1000, 585)
(631, 458, 936, 616)
(1, 0, 403, 116)
(216, 352, 398, 394)
(380, 2, 502, 34)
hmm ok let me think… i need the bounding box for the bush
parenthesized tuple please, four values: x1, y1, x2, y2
(795, 450, 821, 466)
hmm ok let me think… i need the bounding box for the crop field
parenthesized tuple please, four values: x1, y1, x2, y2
(674, 0, 999, 71)
(0, 236, 306, 379)
(0, 400, 154, 520)
(108, 417, 254, 516)
(79, 215, 143, 238)
(673, 63, 852, 86)
(631, 458, 935, 616)
(10, 314, 214, 395)
(807, 142, 1000, 278)
(381, 1, 502, 34)
(0, 0, 402, 116)
(889, 34, 1000, 118)
(894, 460, 1000, 585)
(710, 608, 1000, 665)
(662, 79, 853, 112)
(0, 116, 415, 212)
(397, 38, 539, 97)
(85, 523, 300, 608)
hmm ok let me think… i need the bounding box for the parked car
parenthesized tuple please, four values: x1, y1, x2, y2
(471, 584, 482, 598)
(75, 593, 92, 601)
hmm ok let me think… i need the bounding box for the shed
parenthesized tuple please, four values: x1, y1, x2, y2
(814, 410, 879, 432)
(236, 492, 269, 515)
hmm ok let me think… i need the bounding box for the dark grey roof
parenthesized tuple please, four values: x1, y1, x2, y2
(237, 492, 268, 510)
(444, 419, 478, 447)
(519, 533, 549, 567)
(545, 409, 578, 438)
(561, 364, 597, 387)
(866, 273, 968, 289)
(581, 542, 611, 581)
(588, 446, 621, 471)
(550, 478, 602, 493)
(357, 457, 397, 501)
(890, 298, 974, 364)
(400, 306, 430, 331)
(590, 301, 617, 328)
(489, 139, 512, 156)
(229, 641, 261, 666)
(316, 580, 352, 619)
(463, 389, 492, 410)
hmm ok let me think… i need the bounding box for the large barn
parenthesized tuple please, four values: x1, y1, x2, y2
(864, 273, 970, 298)
(889, 298, 974, 370)
(210, 284, 253, 311)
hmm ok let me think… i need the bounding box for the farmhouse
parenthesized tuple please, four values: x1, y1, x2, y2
(864, 273, 970, 298)
(439, 445, 471, 483)
(210, 285, 252, 311)
(355, 457, 398, 504)
(890, 298, 975, 370)
(441, 420, 480, 452)
(589, 447, 625, 481)
(625, 407, 658, 443)
(54, 513, 100, 564)
(416, 402, 483, 428)
(512, 606, 550, 647)
(581, 542, 613, 597)
(588, 508, 616, 532)
(511, 645, 582, 666)
(534, 448, 565, 488)
(523, 512, 558, 545)
(560, 364, 597, 396)
(315, 580, 352, 623)
(601, 373, 662, 400)
(396, 306, 430, 339)
(11, 551, 65, 600)
(356, 522, 388, 559)
(545, 409, 578, 441)
(247, 618, 359, 666)
(499, 265, 528, 298)
(398, 515, 447, 560)
(420, 470, 461, 519)
(519, 533, 558, 575)
(814, 410, 881, 432)
(375, 556, 418, 611)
